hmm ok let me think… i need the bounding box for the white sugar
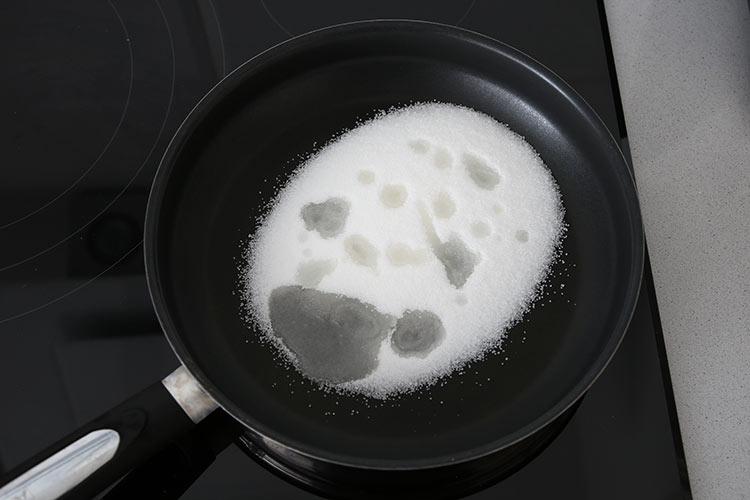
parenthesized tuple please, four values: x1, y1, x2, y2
(243, 103, 565, 398)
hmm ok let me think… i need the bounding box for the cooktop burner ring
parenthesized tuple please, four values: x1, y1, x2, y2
(259, 0, 477, 37)
(0, 0, 133, 232)
(0, 0, 176, 322)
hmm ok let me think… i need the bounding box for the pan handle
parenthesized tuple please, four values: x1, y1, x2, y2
(0, 366, 219, 500)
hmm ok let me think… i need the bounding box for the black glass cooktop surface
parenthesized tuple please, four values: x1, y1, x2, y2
(0, 1, 691, 498)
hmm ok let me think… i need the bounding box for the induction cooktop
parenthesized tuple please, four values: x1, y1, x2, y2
(0, 1, 691, 498)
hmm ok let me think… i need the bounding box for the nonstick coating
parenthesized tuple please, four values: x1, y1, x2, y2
(145, 21, 643, 469)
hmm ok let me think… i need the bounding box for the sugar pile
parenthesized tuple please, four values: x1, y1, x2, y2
(242, 103, 565, 398)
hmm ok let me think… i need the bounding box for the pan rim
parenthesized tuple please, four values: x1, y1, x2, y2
(144, 19, 644, 471)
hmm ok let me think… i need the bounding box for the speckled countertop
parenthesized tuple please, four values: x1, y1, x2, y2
(604, 1, 750, 498)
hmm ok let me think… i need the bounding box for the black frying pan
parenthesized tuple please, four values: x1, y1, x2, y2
(0, 21, 643, 500)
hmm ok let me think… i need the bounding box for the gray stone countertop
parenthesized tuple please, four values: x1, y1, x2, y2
(604, 1, 750, 498)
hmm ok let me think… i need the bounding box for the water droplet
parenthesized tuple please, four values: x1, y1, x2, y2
(391, 310, 445, 359)
(386, 243, 429, 266)
(470, 220, 491, 238)
(464, 153, 500, 190)
(296, 259, 337, 287)
(344, 235, 379, 270)
(408, 139, 429, 154)
(515, 230, 529, 243)
(268, 286, 395, 383)
(357, 170, 375, 184)
(433, 147, 453, 169)
(379, 184, 407, 208)
(433, 191, 456, 219)
(435, 235, 480, 288)
(301, 197, 350, 239)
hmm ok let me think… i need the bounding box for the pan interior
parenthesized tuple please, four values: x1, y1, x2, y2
(149, 23, 641, 468)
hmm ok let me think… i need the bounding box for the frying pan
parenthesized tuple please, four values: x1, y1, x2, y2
(0, 20, 643, 500)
